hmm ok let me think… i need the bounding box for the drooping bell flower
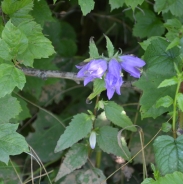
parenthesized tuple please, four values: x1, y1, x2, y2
(76, 59, 107, 86)
(119, 55, 146, 78)
(105, 59, 123, 100)
(89, 131, 96, 149)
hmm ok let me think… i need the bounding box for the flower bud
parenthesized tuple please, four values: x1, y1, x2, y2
(89, 131, 96, 149)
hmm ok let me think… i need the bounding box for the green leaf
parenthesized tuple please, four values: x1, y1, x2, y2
(158, 77, 178, 88)
(156, 96, 173, 108)
(97, 126, 131, 160)
(55, 113, 93, 152)
(109, 0, 124, 11)
(55, 143, 88, 181)
(125, 0, 144, 10)
(139, 36, 161, 50)
(0, 39, 12, 61)
(167, 0, 183, 17)
(2, 0, 33, 25)
(166, 37, 180, 50)
(153, 135, 183, 175)
(133, 10, 165, 38)
(154, 0, 174, 13)
(0, 123, 29, 164)
(78, 0, 95, 16)
(0, 64, 26, 98)
(0, 95, 22, 124)
(77, 168, 106, 184)
(17, 21, 55, 67)
(177, 93, 183, 111)
(89, 37, 99, 58)
(26, 111, 64, 162)
(2, 20, 28, 57)
(104, 35, 114, 58)
(31, 0, 54, 27)
(104, 101, 136, 131)
(161, 122, 172, 133)
(87, 79, 106, 101)
(134, 38, 181, 118)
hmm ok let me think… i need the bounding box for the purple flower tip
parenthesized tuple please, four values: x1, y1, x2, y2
(119, 55, 146, 78)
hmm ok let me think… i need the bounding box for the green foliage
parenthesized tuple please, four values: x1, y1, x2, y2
(89, 37, 99, 58)
(158, 77, 178, 88)
(177, 93, 183, 111)
(0, 64, 26, 98)
(104, 35, 114, 58)
(97, 126, 131, 160)
(78, 0, 95, 16)
(133, 10, 165, 38)
(104, 101, 136, 131)
(0, 123, 29, 164)
(0, 95, 22, 124)
(156, 96, 173, 108)
(153, 135, 183, 175)
(161, 122, 172, 133)
(125, 0, 144, 10)
(55, 113, 93, 152)
(55, 143, 88, 181)
(109, 0, 124, 11)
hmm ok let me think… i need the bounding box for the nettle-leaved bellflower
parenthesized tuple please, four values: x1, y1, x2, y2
(119, 55, 146, 78)
(77, 59, 107, 86)
(105, 59, 123, 100)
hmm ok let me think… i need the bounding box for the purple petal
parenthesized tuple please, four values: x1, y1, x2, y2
(108, 58, 121, 77)
(84, 77, 94, 86)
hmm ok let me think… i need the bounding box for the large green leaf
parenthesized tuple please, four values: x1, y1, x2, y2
(125, 0, 144, 10)
(154, 0, 174, 13)
(97, 126, 131, 160)
(104, 101, 136, 131)
(55, 113, 93, 152)
(109, 0, 124, 11)
(0, 64, 26, 98)
(55, 143, 88, 181)
(2, 0, 33, 25)
(0, 123, 29, 164)
(26, 111, 65, 162)
(2, 20, 28, 57)
(133, 10, 165, 38)
(0, 95, 22, 124)
(78, 0, 95, 16)
(134, 38, 180, 118)
(17, 21, 55, 67)
(0, 39, 12, 61)
(153, 135, 183, 175)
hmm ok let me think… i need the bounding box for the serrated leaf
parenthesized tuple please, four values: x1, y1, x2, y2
(153, 135, 183, 175)
(177, 93, 183, 111)
(78, 0, 95, 16)
(0, 95, 22, 124)
(134, 38, 181, 118)
(167, 0, 183, 17)
(133, 10, 165, 38)
(158, 77, 178, 88)
(2, 20, 28, 57)
(156, 96, 173, 108)
(104, 35, 114, 58)
(17, 21, 55, 67)
(55, 143, 88, 181)
(77, 168, 106, 184)
(89, 37, 99, 58)
(88, 79, 106, 100)
(97, 126, 131, 160)
(104, 101, 136, 131)
(125, 0, 144, 10)
(109, 0, 124, 11)
(154, 0, 174, 13)
(0, 39, 12, 61)
(0, 64, 26, 98)
(0, 123, 29, 164)
(26, 111, 64, 162)
(55, 113, 92, 152)
(2, 0, 33, 25)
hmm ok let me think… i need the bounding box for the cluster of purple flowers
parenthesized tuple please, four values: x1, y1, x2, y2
(76, 55, 146, 99)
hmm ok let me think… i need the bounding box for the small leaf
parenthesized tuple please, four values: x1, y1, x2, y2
(0, 64, 26, 98)
(125, 0, 144, 10)
(0, 95, 22, 124)
(97, 126, 131, 160)
(161, 122, 172, 133)
(153, 135, 183, 175)
(104, 35, 114, 58)
(89, 37, 99, 58)
(104, 101, 136, 131)
(158, 77, 178, 88)
(55, 113, 93, 152)
(156, 96, 173, 108)
(109, 0, 124, 11)
(166, 37, 180, 50)
(177, 93, 183, 111)
(78, 0, 95, 16)
(55, 143, 88, 181)
(0, 123, 29, 164)
(87, 79, 106, 101)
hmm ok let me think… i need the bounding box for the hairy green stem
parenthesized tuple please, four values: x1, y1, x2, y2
(96, 150, 102, 168)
